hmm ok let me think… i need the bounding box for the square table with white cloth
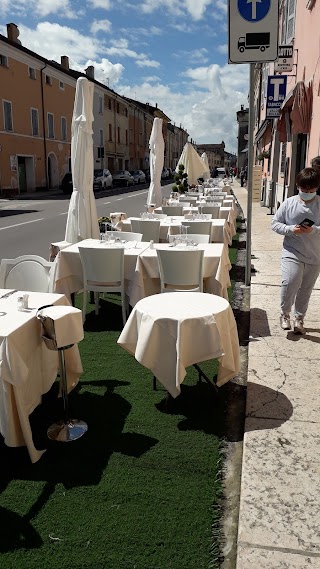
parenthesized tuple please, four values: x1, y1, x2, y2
(118, 292, 240, 398)
(54, 239, 151, 302)
(121, 216, 231, 245)
(0, 290, 83, 463)
(129, 242, 231, 307)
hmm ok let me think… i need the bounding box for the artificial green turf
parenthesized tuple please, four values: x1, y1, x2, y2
(0, 236, 239, 569)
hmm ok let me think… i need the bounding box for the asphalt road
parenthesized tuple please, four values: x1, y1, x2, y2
(0, 182, 173, 261)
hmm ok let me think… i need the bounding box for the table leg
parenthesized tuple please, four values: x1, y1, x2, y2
(193, 364, 218, 393)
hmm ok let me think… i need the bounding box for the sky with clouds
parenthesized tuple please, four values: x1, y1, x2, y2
(0, 0, 249, 152)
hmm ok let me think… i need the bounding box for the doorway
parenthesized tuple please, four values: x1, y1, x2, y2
(47, 153, 59, 189)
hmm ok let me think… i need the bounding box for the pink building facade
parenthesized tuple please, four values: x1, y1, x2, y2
(253, 0, 320, 208)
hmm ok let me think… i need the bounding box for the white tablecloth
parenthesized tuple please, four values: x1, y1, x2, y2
(54, 239, 151, 301)
(219, 207, 237, 237)
(129, 242, 231, 306)
(0, 290, 83, 462)
(121, 217, 231, 245)
(118, 292, 240, 397)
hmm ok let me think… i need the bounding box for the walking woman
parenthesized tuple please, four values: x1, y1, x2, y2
(271, 167, 320, 334)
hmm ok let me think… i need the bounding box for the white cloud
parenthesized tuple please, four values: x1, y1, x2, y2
(142, 75, 161, 82)
(217, 44, 227, 54)
(135, 58, 160, 68)
(0, 0, 77, 18)
(118, 62, 248, 151)
(140, 0, 213, 20)
(90, 19, 112, 35)
(174, 48, 209, 64)
(72, 58, 124, 87)
(18, 22, 103, 61)
(88, 0, 111, 9)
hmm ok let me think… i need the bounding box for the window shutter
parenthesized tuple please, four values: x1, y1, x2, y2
(286, 0, 296, 43)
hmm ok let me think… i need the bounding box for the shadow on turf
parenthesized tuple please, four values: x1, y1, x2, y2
(0, 379, 158, 489)
(155, 381, 226, 438)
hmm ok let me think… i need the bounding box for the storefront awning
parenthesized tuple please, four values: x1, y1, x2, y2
(277, 81, 313, 143)
(254, 119, 271, 144)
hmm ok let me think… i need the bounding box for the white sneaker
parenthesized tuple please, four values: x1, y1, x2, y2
(280, 314, 291, 330)
(293, 318, 306, 335)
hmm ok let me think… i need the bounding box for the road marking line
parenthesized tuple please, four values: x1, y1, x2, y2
(0, 218, 45, 230)
(103, 201, 111, 205)
(116, 198, 123, 201)
(59, 212, 68, 216)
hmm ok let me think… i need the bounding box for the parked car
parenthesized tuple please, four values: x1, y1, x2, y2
(61, 172, 104, 195)
(129, 170, 146, 184)
(161, 168, 170, 179)
(60, 172, 73, 195)
(112, 170, 135, 187)
(94, 168, 113, 189)
(216, 167, 227, 178)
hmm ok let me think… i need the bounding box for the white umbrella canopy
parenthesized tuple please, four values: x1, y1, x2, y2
(201, 152, 211, 179)
(147, 117, 164, 207)
(176, 142, 207, 185)
(65, 77, 99, 244)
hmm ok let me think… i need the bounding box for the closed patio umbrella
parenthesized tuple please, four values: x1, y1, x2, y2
(176, 142, 206, 185)
(201, 152, 210, 179)
(65, 77, 99, 243)
(147, 117, 164, 208)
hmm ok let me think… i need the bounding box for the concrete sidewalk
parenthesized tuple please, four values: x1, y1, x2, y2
(232, 184, 320, 568)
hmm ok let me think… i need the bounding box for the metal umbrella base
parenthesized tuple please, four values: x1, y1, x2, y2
(47, 348, 88, 442)
(47, 419, 88, 442)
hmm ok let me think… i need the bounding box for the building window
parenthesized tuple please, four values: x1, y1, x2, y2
(99, 128, 104, 147)
(281, 0, 296, 43)
(280, 142, 287, 175)
(31, 108, 39, 136)
(125, 129, 128, 145)
(47, 113, 54, 138)
(0, 54, 8, 67)
(117, 126, 120, 143)
(61, 116, 67, 141)
(129, 129, 133, 143)
(108, 123, 112, 141)
(98, 95, 103, 114)
(3, 100, 13, 131)
(59, 81, 64, 90)
(125, 108, 128, 117)
(108, 98, 112, 110)
(45, 74, 52, 86)
(29, 67, 36, 80)
(116, 102, 119, 113)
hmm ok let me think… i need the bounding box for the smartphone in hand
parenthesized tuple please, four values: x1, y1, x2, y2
(299, 218, 315, 228)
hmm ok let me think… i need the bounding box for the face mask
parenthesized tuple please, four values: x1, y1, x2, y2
(299, 190, 317, 201)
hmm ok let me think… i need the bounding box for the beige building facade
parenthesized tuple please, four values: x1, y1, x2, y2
(0, 23, 189, 195)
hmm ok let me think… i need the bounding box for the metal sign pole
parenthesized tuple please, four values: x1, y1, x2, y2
(245, 63, 255, 287)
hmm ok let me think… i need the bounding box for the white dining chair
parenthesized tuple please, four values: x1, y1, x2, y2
(162, 205, 184, 216)
(201, 206, 220, 219)
(78, 246, 127, 325)
(181, 220, 212, 236)
(168, 234, 210, 244)
(156, 249, 204, 293)
(131, 219, 161, 242)
(0, 255, 55, 292)
(117, 232, 143, 242)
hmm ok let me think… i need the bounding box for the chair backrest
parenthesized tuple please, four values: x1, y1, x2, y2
(0, 255, 55, 292)
(79, 246, 124, 286)
(181, 220, 212, 235)
(156, 249, 204, 292)
(179, 202, 191, 207)
(131, 219, 161, 242)
(168, 234, 209, 244)
(183, 196, 197, 202)
(162, 205, 183, 216)
(117, 231, 143, 242)
(201, 206, 220, 219)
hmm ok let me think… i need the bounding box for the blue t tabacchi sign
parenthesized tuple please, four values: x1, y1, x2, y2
(238, 0, 271, 22)
(266, 75, 287, 118)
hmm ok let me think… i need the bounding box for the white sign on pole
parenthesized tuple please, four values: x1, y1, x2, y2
(252, 165, 262, 201)
(228, 0, 279, 63)
(274, 45, 293, 72)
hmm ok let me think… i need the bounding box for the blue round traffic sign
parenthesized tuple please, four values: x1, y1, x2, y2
(237, 0, 270, 22)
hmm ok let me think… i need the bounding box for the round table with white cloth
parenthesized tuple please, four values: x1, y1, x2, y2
(117, 292, 240, 398)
